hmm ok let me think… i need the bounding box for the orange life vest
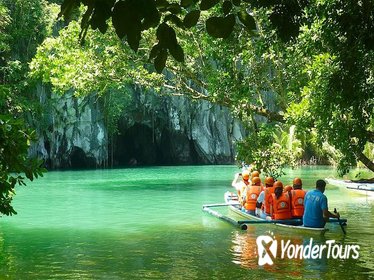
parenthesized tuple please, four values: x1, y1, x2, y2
(291, 189, 306, 217)
(271, 192, 292, 220)
(261, 186, 275, 215)
(244, 185, 262, 211)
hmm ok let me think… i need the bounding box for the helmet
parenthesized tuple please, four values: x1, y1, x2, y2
(284, 185, 293, 192)
(251, 171, 260, 178)
(252, 177, 261, 186)
(242, 170, 250, 180)
(265, 177, 274, 186)
(293, 177, 302, 186)
(273, 181, 283, 189)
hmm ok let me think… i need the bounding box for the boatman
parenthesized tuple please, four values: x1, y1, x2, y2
(303, 179, 340, 228)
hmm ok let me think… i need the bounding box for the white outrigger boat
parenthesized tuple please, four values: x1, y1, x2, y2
(326, 178, 374, 196)
(202, 191, 347, 234)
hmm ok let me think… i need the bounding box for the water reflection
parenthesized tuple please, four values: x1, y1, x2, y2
(230, 227, 372, 278)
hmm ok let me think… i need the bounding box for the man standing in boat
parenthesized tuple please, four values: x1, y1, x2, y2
(303, 179, 340, 228)
(232, 170, 250, 206)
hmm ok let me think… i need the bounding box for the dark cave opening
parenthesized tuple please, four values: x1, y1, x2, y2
(70, 146, 96, 169)
(113, 123, 159, 166)
(111, 123, 202, 166)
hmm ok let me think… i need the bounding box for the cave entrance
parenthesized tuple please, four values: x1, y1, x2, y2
(70, 146, 95, 169)
(113, 123, 159, 166)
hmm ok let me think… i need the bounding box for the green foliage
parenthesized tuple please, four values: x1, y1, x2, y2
(29, 17, 165, 136)
(0, 0, 52, 216)
(0, 113, 46, 216)
(30, 20, 164, 96)
(285, 1, 374, 174)
(54, 0, 374, 176)
(0, 3, 11, 53)
(236, 124, 287, 180)
(59, 0, 307, 72)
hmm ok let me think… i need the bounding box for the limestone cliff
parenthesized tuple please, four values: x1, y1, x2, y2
(29, 85, 245, 169)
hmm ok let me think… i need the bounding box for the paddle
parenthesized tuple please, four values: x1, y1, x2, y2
(334, 208, 346, 235)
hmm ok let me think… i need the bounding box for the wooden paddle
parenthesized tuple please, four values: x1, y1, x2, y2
(334, 208, 346, 235)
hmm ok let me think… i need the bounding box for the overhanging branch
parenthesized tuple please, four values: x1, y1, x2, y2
(356, 151, 374, 172)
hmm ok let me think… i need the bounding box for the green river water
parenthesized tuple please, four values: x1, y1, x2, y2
(0, 165, 373, 279)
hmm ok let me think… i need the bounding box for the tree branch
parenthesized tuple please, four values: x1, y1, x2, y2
(356, 151, 374, 173)
(367, 130, 374, 143)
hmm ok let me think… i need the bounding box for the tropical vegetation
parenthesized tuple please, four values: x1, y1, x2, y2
(0, 0, 373, 215)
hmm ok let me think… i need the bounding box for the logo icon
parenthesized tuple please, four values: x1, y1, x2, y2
(256, 235, 277, 266)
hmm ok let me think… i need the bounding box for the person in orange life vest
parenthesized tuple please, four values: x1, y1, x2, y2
(269, 181, 292, 220)
(290, 177, 307, 218)
(251, 170, 260, 181)
(256, 176, 274, 218)
(232, 170, 250, 205)
(284, 185, 293, 193)
(242, 176, 262, 215)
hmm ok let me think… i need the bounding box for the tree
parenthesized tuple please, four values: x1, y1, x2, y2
(55, 0, 374, 175)
(0, 0, 51, 216)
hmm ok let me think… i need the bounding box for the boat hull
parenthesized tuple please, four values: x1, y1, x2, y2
(326, 178, 374, 196)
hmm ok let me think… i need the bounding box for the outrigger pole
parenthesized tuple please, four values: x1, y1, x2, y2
(202, 205, 248, 230)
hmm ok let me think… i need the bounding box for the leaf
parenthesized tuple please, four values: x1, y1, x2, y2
(112, 0, 143, 51)
(183, 10, 200, 28)
(237, 10, 256, 31)
(232, 0, 241, 6)
(156, 0, 169, 8)
(81, 5, 94, 30)
(200, 0, 219, 11)
(181, 0, 194, 8)
(90, 0, 114, 33)
(168, 3, 182, 14)
(169, 43, 184, 62)
(141, 0, 161, 30)
(157, 23, 177, 48)
(164, 14, 184, 28)
(206, 14, 235, 38)
(154, 49, 168, 73)
(149, 43, 161, 60)
(58, 0, 78, 18)
(222, 1, 232, 16)
(127, 24, 141, 51)
(112, 1, 137, 39)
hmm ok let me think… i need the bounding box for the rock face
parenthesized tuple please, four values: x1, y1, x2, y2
(30, 85, 245, 169)
(29, 85, 108, 169)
